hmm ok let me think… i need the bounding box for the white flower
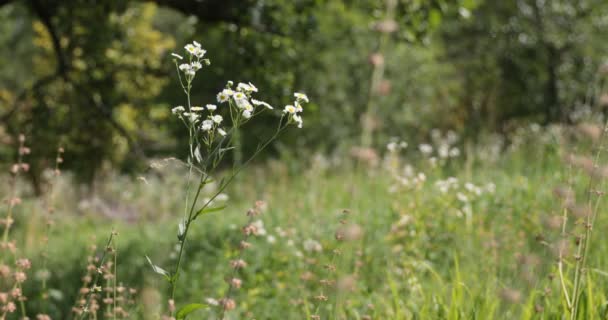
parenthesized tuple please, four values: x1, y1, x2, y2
(242, 110, 252, 119)
(235, 98, 252, 110)
(267, 235, 276, 244)
(217, 92, 229, 103)
(206, 104, 217, 111)
(179, 63, 191, 71)
(449, 147, 460, 157)
(303, 239, 322, 252)
(191, 106, 204, 111)
(294, 92, 309, 103)
(293, 114, 303, 128)
(237, 82, 258, 93)
(171, 106, 185, 114)
(251, 99, 273, 109)
(283, 105, 296, 114)
(295, 101, 303, 112)
(218, 128, 227, 136)
(184, 112, 199, 123)
(419, 144, 433, 155)
(194, 48, 206, 58)
(171, 53, 183, 60)
(233, 92, 246, 101)
(212, 115, 223, 124)
(205, 298, 219, 306)
(457, 192, 468, 203)
(191, 61, 202, 70)
(201, 119, 214, 131)
(185, 44, 197, 55)
(193, 40, 201, 48)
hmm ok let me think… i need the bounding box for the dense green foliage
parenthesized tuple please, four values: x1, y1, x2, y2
(3, 0, 606, 187)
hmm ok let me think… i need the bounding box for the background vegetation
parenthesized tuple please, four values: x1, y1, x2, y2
(2, 0, 608, 319)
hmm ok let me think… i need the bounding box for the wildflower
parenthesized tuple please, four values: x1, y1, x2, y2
(220, 298, 236, 311)
(251, 99, 273, 109)
(294, 92, 309, 103)
(191, 61, 202, 70)
(293, 114, 303, 128)
(267, 235, 276, 244)
(237, 82, 258, 93)
(218, 128, 227, 136)
(449, 147, 460, 157)
(242, 110, 252, 119)
(212, 115, 223, 124)
(303, 239, 322, 252)
(201, 120, 214, 131)
(14, 271, 26, 283)
(193, 40, 201, 48)
(190, 106, 204, 112)
(4, 301, 16, 313)
(171, 53, 183, 60)
(419, 144, 433, 155)
(206, 104, 217, 111)
(16, 258, 31, 269)
(295, 101, 303, 112)
(229, 278, 242, 289)
(233, 92, 246, 101)
(183, 112, 199, 123)
(205, 298, 219, 306)
(178, 64, 191, 71)
(217, 91, 230, 103)
(185, 44, 197, 55)
(230, 259, 247, 269)
(283, 105, 297, 114)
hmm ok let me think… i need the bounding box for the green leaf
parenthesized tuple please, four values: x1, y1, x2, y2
(193, 205, 226, 220)
(145, 255, 171, 281)
(176, 303, 207, 319)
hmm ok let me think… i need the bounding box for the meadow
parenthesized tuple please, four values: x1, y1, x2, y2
(5, 121, 608, 319)
(2, 1, 608, 319)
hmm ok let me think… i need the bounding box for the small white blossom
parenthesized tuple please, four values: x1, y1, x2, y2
(212, 115, 223, 124)
(293, 114, 303, 128)
(171, 53, 183, 60)
(242, 110, 252, 119)
(201, 119, 214, 131)
(235, 98, 252, 110)
(171, 106, 185, 114)
(295, 101, 303, 112)
(206, 104, 217, 111)
(303, 239, 322, 253)
(237, 82, 258, 93)
(419, 144, 433, 155)
(294, 92, 309, 103)
(251, 99, 273, 109)
(233, 92, 246, 101)
(218, 128, 227, 136)
(283, 105, 296, 114)
(185, 44, 197, 54)
(191, 61, 202, 70)
(193, 40, 201, 48)
(217, 92, 230, 103)
(179, 63, 191, 71)
(267, 235, 276, 244)
(191, 106, 204, 111)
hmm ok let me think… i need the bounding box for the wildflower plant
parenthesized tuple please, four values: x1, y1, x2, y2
(149, 41, 309, 317)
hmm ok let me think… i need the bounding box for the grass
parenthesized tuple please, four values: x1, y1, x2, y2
(3, 124, 608, 319)
(4, 124, 608, 319)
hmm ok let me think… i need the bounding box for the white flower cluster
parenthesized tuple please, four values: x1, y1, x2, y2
(172, 41, 210, 77)
(216, 81, 274, 119)
(282, 92, 309, 128)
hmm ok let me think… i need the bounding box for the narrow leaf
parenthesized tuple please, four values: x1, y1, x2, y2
(146, 255, 171, 280)
(176, 303, 207, 319)
(193, 205, 226, 220)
